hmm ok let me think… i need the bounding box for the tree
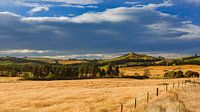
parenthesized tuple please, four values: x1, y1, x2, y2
(106, 64, 114, 77)
(185, 70, 199, 78)
(113, 66, 120, 76)
(99, 69, 106, 78)
(175, 70, 184, 78)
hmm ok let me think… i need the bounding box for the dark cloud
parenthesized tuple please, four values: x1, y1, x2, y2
(0, 2, 200, 57)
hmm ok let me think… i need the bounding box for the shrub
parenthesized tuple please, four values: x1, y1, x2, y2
(143, 69, 151, 77)
(185, 70, 199, 78)
(175, 70, 184, 78)
(164, 71, 175, 78)
(164, 70, 184, 78)
(21, 72, 33, 80)
(46, 72, 56, 80)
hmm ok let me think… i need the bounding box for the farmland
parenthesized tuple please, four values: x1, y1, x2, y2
(120, 65, 200, 77)
(0, 77, 195, 112)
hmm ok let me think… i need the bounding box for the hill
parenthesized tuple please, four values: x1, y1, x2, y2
(181, 55, 200, 61)
(99, 52, 162, 67)
(28, 57, 87, 65)
(0, 57, 47, 65)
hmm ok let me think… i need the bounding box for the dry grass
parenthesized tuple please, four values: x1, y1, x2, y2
(139, 91, 189, 112)
(0, 77, 20, 83)
(178, 83, 200, 112)
(58, 60, 86, 65)
(136, 82, 200, 112)
(120, 65, 200, 77)
(0, 78, 189, 112)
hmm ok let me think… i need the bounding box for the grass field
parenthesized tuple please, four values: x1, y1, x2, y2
(28, 58, 86, 65)
(120, 65, 200, 77)
(138, 83, 200, 112)
(0, 77, 193, 112)
(58, 60, 86, 65)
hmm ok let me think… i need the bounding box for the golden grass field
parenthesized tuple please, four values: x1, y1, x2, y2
(0, 77, 197, 112)
(138, 83, 200, 112)
(120, 65, 200, 77)
(58, 60, 86, 65)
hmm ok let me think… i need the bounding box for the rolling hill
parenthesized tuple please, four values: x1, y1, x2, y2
(0, 53, 200, 67)
(0, 57, 47, 65)
(99, 52, 162, 67)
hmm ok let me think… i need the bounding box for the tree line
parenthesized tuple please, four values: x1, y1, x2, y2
(0, 61, 120, 80)
(164, 70, 199, 78)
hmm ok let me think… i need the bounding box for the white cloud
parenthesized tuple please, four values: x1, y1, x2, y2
(175, 24, 200, 39)
(0, 11, 21, 17)
(38, 0, 102, 5)
(20, 0, 174, 23)
(143, 0, 173, 9)
(21, 7, 134, 23)
(35, 53, 123, 59)
(28, 6, 49, 15)
(12, 0, 101, 14)
(21, 16, 71, 23)
(147, 22, 169, 30)
(125, 2, 141, 5)
(142, 52, 188, 59)
(147, 20, 200, 39)
(0, 49, 50, 54)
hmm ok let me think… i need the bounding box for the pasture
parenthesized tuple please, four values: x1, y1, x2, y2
(120, 65, 200, 77)
(0, 77, 193, 112)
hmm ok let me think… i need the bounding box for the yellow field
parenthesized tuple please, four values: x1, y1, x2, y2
(0, 77, 193, 112)
(120, 65, 200, 77)
(58, 60, 86, 65)
(138, 83, 200, 112)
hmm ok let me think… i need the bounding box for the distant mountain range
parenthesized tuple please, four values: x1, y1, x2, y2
(0, 52, 199, 66)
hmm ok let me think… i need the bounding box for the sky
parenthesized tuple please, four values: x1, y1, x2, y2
(0, 0, 200, 59)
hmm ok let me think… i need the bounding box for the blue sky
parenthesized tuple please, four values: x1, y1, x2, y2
(0, 0, 200, 59)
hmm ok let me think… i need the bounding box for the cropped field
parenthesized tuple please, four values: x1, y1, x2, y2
(120, 65, 200, 77)
(0, 78, 190, 112)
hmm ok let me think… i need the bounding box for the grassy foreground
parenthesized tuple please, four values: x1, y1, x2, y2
(0, 78, 195, 112)
(137, 83, 200, 112)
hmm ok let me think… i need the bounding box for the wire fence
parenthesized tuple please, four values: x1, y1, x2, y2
(119, 78, 199, 112)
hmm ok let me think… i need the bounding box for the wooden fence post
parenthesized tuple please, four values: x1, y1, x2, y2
(147, 92, 149, 103)
(121, 104, 123, 112)
(134, 98, 137, 108)
(166, 85, 168, 91)
(173, 83, 175, 89)
(178, 82, 179, 89)
(156, 88, 159, 96)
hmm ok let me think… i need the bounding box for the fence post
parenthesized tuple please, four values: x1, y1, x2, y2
(178, 82, 179, 89)
(166, 85, 168, 91)
(173, 83, 175, 89)
(121, 104, 123, 112)
(156, 88, 159, 96)
(134, 98, 137, 108)
(185, 80, 186, 85)
(147, 92, 149, 103)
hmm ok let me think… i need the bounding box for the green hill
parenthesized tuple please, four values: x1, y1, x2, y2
(99, 52, 161, 67)
(0, 57, 47, 65)
(181, 55, 200, 61)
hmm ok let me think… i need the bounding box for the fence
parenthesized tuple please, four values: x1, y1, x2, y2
(119, 78, 200, 112)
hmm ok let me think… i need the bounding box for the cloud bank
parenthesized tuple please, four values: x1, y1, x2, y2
(0, 0, 200, 58)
